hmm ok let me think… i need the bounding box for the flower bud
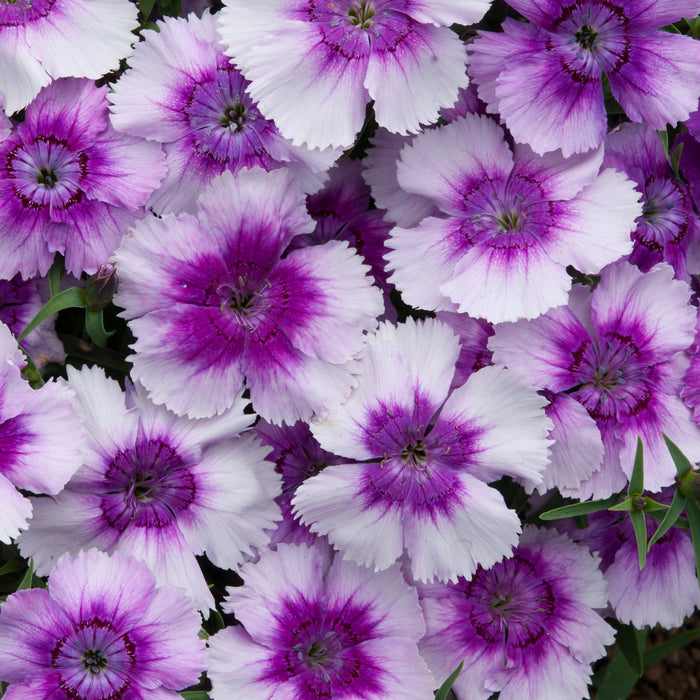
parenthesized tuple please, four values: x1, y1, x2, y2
(678, 469, 700, 500)
(83, 263, 118, 311)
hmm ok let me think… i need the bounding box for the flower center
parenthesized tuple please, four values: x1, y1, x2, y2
(347, 0, 375, 29)
(216, 277, 267, 330)
(127, 472, 160, 503)
(36, 164, 60, 188)
(574, 23, 600, 50)
(400, 439, 427, 467)
(219, 101, 247, 132)
(82, 648, 108, 674)
(496, 209, 523, 233)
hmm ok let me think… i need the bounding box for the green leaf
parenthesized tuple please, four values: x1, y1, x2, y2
(594, 631, 647, 700)
(538, 495, 619, 521)
(643, 626, 700, 667)
(671, 142, 685, 180)
(663, 434, 693, 477)
(84, 309, 114, 348)
(212, 609, 225, 631)
(0, 561, 24, 577)
(640, 497, 668, 512)
(17, 287, 86, 342)
(658, 128, 670, 157)
(630, 509, 647, 570)
(17, 560, 36, 591)
(648, 490, 687, 549)
(613, 623, 646, 677)
(435, 661, 463, 700)
(48, 256, 64, 298)
(629, 437, 644, 494)
(609, 497, 635, 512)
(179, 693, 209, 700)
(138, 0, 157, 18)
(526, 490, 564, 524)
(684, 498, 700, 580)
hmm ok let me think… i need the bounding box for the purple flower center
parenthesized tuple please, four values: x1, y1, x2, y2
(216, 276, 268, 329)
(550, 1, 630, 79)
(637, 176, 690, 250)
(101, 439, 196, 529)
(185, 65, 277, 168)
(7, 136, 85, 210)
(51, 618, 136, 698)
(468, 554, 555, 647)
(0, 0, 52, 26)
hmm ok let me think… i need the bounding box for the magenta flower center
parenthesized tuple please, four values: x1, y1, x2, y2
(7, 136, 85, 210)
(101, 439, 196, 529)
(185, 66, 277, 166)
(0, 0, 52, 26)
(468, 554, 555, 646)
(216, 276, 267, 328)
(51, 619, 136, 698)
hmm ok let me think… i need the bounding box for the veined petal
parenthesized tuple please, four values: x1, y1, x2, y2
(366, 21, 468, 135)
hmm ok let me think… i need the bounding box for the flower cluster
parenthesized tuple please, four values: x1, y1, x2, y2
(0, 1, 699, 699)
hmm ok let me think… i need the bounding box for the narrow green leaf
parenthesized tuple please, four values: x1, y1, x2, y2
(648, 491, 687, 549)
(630, 509, 647, 570)
(594, 636, 647, 700)
(17, 560, 35, 591)
(657, 128, 670, 157)
(643, 626, 700, 667)
(138, 0, 157, 18)
(538, 496, 618, 521)
(526, 491, 564, 524)
(48, 256, 64, 298)
(85, 309, 114, 348)
(212, 609, 225, 631)
(614, 623, 646, 677)
(629, 437, 644, 494)
(0, 561, 24, 577)
(684, 498, 700, 580)
(178, 693, 209, 700)
(435, 661, 463, 700)
(17, 287, 86, 342)
(663, 434, 693, 477)
(609, 497, 635, 512)
(671, 142, 684, 181)
(640, 497, 668, 512)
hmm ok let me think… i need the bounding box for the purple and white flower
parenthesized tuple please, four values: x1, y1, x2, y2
(603, 122, 700, 280)
(0, 0, 137, 115)
(491, 261, 700, 497)
(0, 321, 82, 543)
(386, 113, 640, 323)
(563, 502, 700, 629)
(469, 0, 700, 156)
(207, 542, 435, 699)
(218, 0, 490, 149)
(114, 167, 383, 423)
(0, 78, 165, 279)
(18, 365, 281, 612)
(293, 318, 553, 582)
(418, 526, 614, 700)
(0, 549, 206, 699)
(109, 12, 338, 215)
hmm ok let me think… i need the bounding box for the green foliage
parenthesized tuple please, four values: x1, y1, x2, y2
(435, 661, 463, 700)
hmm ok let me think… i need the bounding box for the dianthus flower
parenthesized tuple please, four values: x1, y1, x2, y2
(0, 78, 165, 279)
(387, 113, 640, 323)
(109, 12, 338, 215)
(603, 122, 700, 279)
(562, 500, 700, 629)
(419, 526, 614, 700)
(491, 261, 700, 497)
(0, 549, 206, 699)
(0, 0, 137, 115)
(114, 167, 382, 423)
(19, 365, 281, 612)
(293, 318, 552, 582)
(217, 0, 491, 149)
(0, 321, 82, 543)
(207, 543, 434, 699)
(469, 0, 700, 156)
